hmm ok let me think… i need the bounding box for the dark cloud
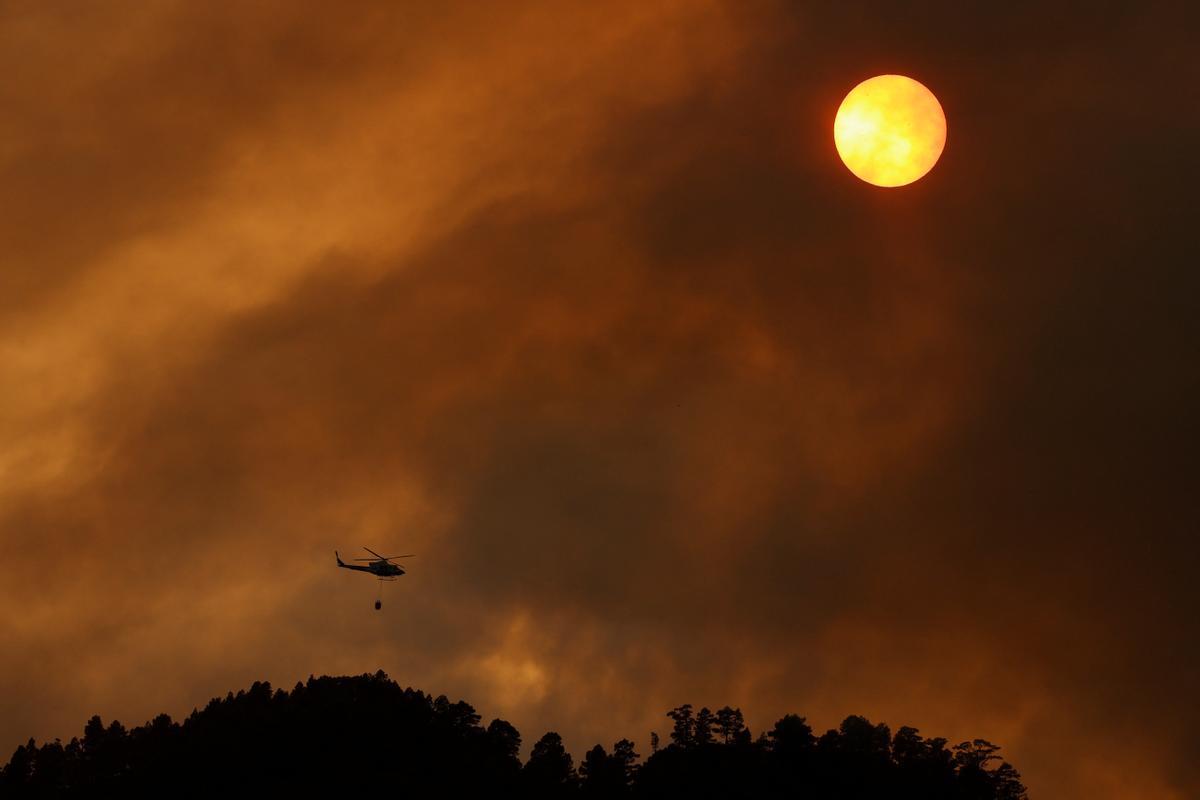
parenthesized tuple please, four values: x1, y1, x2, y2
(1, 3, 1197, 799)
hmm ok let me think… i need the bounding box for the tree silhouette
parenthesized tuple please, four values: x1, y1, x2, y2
(767, 714, 815, 756)
(954, 739, 1028, 800)
(579, 739, 639, 797)
(580, 745, 619, 796)
(714, 706, 747, 746)
(0, 673, 1028, 799)
(666, 704, 694, 749)
(692, 707, 715, 748)
(893, 725, 956, 799)
(611, 739, 639, 787)
(523, 731, 578, 797)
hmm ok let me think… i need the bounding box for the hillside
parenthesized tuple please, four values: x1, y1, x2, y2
(0, 671, 1026, 798)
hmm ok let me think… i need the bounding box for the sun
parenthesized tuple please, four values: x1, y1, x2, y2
(834, 75, 946, 187)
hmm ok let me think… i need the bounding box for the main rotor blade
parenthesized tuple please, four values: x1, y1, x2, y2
(363, 547, 386, 559)
(381, 554, 415, 560)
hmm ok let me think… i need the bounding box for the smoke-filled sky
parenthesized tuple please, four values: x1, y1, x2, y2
(2, 2, 1197, 797)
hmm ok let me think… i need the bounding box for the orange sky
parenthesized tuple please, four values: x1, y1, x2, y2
(2, 3, 1197, 798)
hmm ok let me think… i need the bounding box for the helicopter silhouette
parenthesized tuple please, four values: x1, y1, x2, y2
(336, 547, 413, 610)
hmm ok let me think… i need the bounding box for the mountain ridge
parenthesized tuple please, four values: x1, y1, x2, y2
(0, 671, 1027, 798)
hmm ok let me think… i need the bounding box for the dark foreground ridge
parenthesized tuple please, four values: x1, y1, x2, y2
(1, 671, 1027, 798)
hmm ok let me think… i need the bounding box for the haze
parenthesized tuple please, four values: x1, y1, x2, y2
(1, 4, 1197, 799)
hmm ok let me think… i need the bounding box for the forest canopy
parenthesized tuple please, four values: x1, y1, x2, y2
(0, 671, 1026, 798)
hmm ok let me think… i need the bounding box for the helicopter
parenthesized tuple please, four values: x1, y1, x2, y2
(336, 547, 414, 610)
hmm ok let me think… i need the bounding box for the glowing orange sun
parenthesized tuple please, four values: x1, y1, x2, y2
(834, 74, 946, 187)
